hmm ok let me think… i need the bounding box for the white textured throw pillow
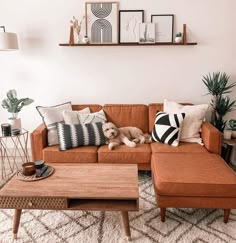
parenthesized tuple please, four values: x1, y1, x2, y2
(79, 109, 107, 124)
(164, 99, 208, 143)
(36, 102, 72, 146)
(62, 108, 91, 125)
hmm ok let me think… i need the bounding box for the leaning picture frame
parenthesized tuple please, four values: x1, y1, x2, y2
(151, 15, 174, 43)
(119, 10, 144, 43)
(85, 2, 119, 44)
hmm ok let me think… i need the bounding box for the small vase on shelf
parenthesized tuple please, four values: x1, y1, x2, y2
(8, 117, 21, 130)
(175, 32, 183, 43)
(82, 35, 89, 44)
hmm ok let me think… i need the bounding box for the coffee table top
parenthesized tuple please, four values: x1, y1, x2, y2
(0, 164, 139, 200)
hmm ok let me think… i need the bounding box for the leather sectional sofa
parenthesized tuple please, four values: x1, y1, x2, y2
(31, 104, 236, 222)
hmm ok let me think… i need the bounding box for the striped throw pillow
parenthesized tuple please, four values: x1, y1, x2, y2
(151, 111, 185, 146)
(57, 122, 106, 151)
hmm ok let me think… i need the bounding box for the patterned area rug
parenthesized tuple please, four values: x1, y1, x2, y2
(0, 173, 236, 243)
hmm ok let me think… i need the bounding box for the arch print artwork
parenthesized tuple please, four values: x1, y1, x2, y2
(86, 2, 119, 44)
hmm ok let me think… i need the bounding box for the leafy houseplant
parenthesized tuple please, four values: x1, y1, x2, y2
(1, 89, 34, 129)
(202, 72, 236, 132)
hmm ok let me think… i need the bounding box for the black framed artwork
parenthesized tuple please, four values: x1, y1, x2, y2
(151, 15, 174, 43)
(119, 10, 144, 43)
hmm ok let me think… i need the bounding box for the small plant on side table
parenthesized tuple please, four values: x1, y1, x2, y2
(1, 89, 34, 130)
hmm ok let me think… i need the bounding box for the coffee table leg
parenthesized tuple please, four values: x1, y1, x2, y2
(121, 211, 131, 241)
(13, 209, 22, 240)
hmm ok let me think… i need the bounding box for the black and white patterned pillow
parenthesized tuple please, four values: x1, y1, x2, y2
(152, 111, 185, 146)
(57, 122, 106, 151)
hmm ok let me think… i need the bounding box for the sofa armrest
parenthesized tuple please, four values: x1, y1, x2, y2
(30, 123, 47, 161)
(201, 121, 222, 155)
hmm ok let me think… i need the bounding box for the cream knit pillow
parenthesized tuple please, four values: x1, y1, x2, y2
(164, 99, 208, 143)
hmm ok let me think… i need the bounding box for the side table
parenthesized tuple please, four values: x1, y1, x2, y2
(222, 139, 236, 164)
(0, 129, 30, 180)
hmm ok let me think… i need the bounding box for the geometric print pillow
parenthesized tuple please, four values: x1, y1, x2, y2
(57, 122, 106, 151)
(151, 111, 185, 146)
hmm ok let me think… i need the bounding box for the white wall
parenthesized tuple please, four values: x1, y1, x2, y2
(0, 0, 236, 132)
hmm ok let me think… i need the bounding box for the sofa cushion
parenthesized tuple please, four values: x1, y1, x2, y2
(151, 111, 185, 146)
(36, 102, 72, 146)
(152, 153, 236, 197)
(98, 144, 151, 164)
(151, 142, 208, 153)
(103, 104, 148, 132)
(57, 122, 106, 151)
(62, 107, 91, 125)
(164, 99, 208, 143)
(43, 145, 98, 163)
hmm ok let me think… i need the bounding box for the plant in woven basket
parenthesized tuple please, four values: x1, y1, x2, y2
(202, 71, 236, 132)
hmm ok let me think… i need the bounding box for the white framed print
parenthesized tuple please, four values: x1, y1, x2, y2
(151, 15, 174, 43)
(85, 2, 119, 44)
(139, 23, 155, 44)
(119, 10, 144, 43)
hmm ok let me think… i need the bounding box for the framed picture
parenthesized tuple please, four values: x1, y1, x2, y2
(119, 10, 144, 43)
(85, 2, 119, 44)
(139, 23, 155, 44)
(151, 15, 174, 43)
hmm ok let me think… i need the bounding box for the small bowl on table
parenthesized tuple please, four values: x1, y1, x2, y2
(22, 162, 36, 176)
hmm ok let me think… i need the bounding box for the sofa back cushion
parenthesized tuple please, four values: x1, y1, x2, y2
(103, 104, 148, 132)
(72, 104, 102, 113)
(148, 104, 164, 133)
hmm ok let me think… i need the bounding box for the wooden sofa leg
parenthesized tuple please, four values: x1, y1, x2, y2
(224, 209, 230, 223)
(160, 208, 166, 222)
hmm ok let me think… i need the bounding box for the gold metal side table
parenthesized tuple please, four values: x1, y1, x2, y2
(0, 129, 30, 179)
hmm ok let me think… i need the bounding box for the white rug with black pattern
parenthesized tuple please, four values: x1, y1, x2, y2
(0, 173, 236, 243)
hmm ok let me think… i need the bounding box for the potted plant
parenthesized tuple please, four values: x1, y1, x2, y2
(229, 119, 236, 138)
(1, 89, 34, 130)
(175, 32, 182, 43)
(202, 72, 236, 132)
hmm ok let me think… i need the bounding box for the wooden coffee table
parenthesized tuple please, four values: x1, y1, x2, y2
(0, 164, 139, 241)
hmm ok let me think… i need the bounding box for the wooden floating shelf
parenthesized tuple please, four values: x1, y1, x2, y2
(59, 43, 197, 47)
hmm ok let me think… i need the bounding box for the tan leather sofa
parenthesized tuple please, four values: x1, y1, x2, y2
(31, 104, 221, 170)
(31, 104, 236, 222)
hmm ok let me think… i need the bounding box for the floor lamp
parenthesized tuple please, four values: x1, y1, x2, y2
(0, 26, 18, 50)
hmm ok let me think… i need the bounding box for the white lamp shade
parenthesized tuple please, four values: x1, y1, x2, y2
(0, 32, 18, 50)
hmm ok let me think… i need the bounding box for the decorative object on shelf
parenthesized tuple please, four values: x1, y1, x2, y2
(139, 23, 155, 44)
(0, 26, 18, 50)
(151, 15, 174, 43)
(223, 129, 232, 140)
(70, 16, 85, 43)
(69, 26, 74, 45)
(85, 2, 119, 44)
(175, 32, 182, 43)
(182, 24, 187, 45)
(82, 35, 89, 44)
(202, 72, 236, 132)
(229, 119, 236, 138)
(119, 10, 144, 43)
(1, 89, 34, 130)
